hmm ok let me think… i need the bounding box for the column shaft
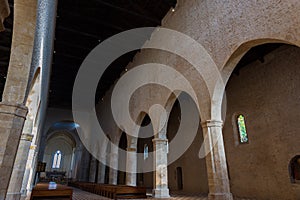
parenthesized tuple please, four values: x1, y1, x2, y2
(0, 103, 27, 199)
(202, 120, 233, 200)
(6, 133, 33, 200)
(20, 145, 35, 198)
(97, 161, 106, 184)
(152, 138, 170, 198)
(109, 144, 118, 185)
(126, 148, 137, 186)
(89, 157, 97, 183)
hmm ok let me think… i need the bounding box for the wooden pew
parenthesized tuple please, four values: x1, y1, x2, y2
(30, 183, 73, 200)
(113, 185, 147, 199)
(69, 181, 147, 199)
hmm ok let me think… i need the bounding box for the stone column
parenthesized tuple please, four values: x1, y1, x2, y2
(97, 160, 106, 184)
(152, 138, 170, 198)
(72, 146, 82, 180)
(201, 120, 233, 200)
(0, 0, 10, 31)
(0, 103, 28, 199)
(97, 140, 108, 184)
(20, 144, 36, 198)
(0, 0, 36, 198)
(126, 147, 137, 186)
(6, 119, 33, 200)
(109, 144, 118, 185)
(78, 148, 90, 182)
(89, 156, 97, 183)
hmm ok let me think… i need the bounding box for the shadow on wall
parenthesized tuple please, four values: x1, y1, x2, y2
(223, 44, 300, 199)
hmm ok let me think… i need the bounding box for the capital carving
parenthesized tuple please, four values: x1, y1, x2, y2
(0, 102, 28, 118)
(21, 133, 34, 142)
(201, 120, 223, 128)
(127, 147, 137, 152)
(152, 138, 168, 144)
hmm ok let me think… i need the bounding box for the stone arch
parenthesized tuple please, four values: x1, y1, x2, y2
(42, 121, 86, 181)
(2, 0, 36, 104)
(136, 113, 154, 187)
(212, 38, 300, 120)
(44, 130, 76, 168)
(46, 130, 77, 149)
(0, 0, 10, 31)
(222, 38, 298, 83)
(46, 121, 81, 146)
(221, 42, 300, 199)
(289, 155, 300, 184)
(25, 67, 41, 120)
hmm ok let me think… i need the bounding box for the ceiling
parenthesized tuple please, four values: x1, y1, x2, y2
(49, 0, 177, 108)
(0, 0, 283, 109)
(0, 0, 13, 100)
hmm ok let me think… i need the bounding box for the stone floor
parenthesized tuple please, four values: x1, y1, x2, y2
(71, 188, 254, 200)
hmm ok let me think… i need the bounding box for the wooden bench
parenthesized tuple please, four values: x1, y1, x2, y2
(113, 185, 147, 199)
(30, 183, 73, 200)
(69, 181, 147, 199)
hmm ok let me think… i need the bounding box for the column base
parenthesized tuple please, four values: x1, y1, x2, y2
(126, 182, 136, 187)
(6, 192, 21, 200)
(208, 192, 233, 200)
(153, 188, 170, 198)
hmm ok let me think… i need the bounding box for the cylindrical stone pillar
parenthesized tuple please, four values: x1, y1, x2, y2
(97, 156, 106, 184)
(0, 104, 28, 199)
(6, 133, 33, 200)
(126, 148, 137, 186)
(109, 144, 118, 185)
(89, 156, 97, 183)
(201, 120, 233, 200)
(20, 144, 36, 198)
(152, 138, 170, 198)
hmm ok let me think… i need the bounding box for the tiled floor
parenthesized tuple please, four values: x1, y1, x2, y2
(72, 188, 254, 200)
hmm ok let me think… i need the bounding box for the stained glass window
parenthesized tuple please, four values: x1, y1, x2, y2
(144, 144, 149, 160)
(52, 150, 62, 169)
(237, 115, 248, 143)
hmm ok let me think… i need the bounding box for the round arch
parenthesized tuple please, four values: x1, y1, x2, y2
(212, 38, 300, 120)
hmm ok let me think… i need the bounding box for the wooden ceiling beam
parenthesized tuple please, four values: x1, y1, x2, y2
(58, 10, 126, 32)
(94, 0, 160, 24)
(56, 26, 100, 40)
(55, 40, 92, 51)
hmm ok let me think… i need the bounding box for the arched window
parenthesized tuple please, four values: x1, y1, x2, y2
(144, 144, 149, 160)
(52, 150, 62, 169)
(289, 155, 300, 183)
(237, 114, 248, 143)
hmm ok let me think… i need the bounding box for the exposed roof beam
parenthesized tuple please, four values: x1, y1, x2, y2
(58, 10, 126, 32)
(55, 41, 92, 51)
(54, 52, 85, 61)
(0, 61, 8, 66)
(56, 26, 100, 40)
(94, 0, 160, 24)
(0, 46, 10, 51)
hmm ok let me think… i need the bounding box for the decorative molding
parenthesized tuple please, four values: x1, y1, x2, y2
(21, 133, 34, 142)
(0, 102, 28, 118)
(126, 147, 136, 152)
(201, 120, 223, 128)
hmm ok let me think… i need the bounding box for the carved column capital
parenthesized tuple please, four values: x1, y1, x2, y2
(0, 102, 28, 118)
(126, 147, 136, 152)
(21, 133, 34, 142)
(201, 120, 223, 128)
(152, 138, 168, 143)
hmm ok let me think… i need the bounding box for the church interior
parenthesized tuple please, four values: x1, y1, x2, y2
(0, 0, 300, 200)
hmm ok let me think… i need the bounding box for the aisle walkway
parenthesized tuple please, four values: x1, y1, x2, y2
(72, 188, 254, 200)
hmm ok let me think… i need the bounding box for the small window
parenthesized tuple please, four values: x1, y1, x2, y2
(144, 144, 149, 160)
(290, 155, 300, 183)
(237, 115, 248, 143)
(52, 150, 62, 169)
